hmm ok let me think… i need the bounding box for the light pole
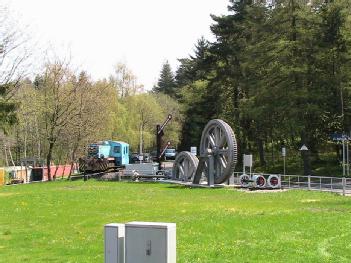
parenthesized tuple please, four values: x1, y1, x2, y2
(282, 147, 286, 175)
(341, 136, 349, 177)
(299, 144, 309, 175)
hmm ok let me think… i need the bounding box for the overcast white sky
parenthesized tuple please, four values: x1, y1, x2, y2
(7, 0, 229, 89)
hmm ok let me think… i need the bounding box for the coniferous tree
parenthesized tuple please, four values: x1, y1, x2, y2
(153, 61, 177, 99)
(176, 37, 214, 150)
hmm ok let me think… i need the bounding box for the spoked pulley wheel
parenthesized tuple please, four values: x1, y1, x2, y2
(200, 119, 238, 184)
(172, 151, 199, 182)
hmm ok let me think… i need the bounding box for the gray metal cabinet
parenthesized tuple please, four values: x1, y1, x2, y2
(125, 222, 176, 263)
(104, 223, 125, 263)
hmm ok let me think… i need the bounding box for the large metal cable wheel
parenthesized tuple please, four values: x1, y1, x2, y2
(200, 119, 238, 184)
(172, 151, 199, 182)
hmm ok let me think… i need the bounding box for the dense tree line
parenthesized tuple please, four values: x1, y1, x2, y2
(154, 0, 351, 175)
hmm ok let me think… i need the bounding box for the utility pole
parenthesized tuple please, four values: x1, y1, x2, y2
(139, 124, 143, 163)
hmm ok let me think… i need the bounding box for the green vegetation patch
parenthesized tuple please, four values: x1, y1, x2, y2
(1, 181, 351, 262)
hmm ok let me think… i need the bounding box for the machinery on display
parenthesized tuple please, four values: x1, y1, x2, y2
(239, 173, 280, 189)
(77, 119, 281, 189)
(156, 114, 173, 170)
(79, 140, 130, 173)
(172, 118, 281, 189)
(172, 119, 238, 185)
(239, 153, 281, 188)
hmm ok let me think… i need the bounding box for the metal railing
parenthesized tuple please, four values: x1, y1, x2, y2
(231, 172, 351, 196)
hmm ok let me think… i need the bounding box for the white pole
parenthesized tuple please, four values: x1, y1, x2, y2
(347, 141, 349, 176)
(139, 124, 143, 164)
(243, 154, 245, 175)
(4, 144, 9, 166)
(283, 156, 286, 175)
(8, 146, 15, 167)
(343, 139, 345, 177)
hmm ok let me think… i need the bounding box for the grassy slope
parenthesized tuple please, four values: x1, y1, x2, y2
(0, 181, 351, 263)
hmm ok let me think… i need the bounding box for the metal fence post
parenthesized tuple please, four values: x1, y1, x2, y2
(320, 177, 322, 190)
(279, 174, 282, 189)
(308, 175, 311, 190)
(228, 174, 235, 186)
(342, 177, 346, 196)
(288, 175, 290, 188)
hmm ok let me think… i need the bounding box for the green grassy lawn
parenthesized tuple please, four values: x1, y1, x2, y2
(1, 181, 351, 262)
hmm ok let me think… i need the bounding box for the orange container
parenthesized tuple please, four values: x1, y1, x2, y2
(0, 168, 4, 185)
(16, 169, 27, 183)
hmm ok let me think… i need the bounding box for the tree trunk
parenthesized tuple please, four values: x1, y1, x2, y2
(271, 139, 275, 165)
(301, 150, 311, 175)
(68, 145, 78, 179)
(257, 139, 266, 167)
(46, 142, 54, 181)
(35, 116, 41, 159)
(53, 165, 59, 180)
(24, 124, 27, 159)
(335, 145, 341, 162)
(300, 133, 311, 175)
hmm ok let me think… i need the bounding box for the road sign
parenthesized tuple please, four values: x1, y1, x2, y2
(331, 133, 351, 141)
(190, 147, 197, 156)
(243, 154, 253, 167)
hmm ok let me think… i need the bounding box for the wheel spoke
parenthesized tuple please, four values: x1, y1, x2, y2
(218, 149, 229, 155)
(219, 155, 227, 169)
(214, 127, 220, 145)
(189, 160, 195, 180)
(207, 133, 216, 148)
(184, 160, 189, 180)
(218, 133, 226, 148)
(179, 163, 184, 177)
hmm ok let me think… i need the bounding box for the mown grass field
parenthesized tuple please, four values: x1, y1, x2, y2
(1, 180, 351, 262)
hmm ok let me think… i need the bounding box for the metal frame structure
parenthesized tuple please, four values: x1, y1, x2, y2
(156, 114, 172, 171)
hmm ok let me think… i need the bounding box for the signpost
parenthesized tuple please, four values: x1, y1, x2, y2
(243, 154, 253, 176)
(331, 133, 350, 177)
(282, 147, 286, 175)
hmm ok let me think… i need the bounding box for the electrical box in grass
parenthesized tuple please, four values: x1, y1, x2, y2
(104, 223, 125, 263)
(125, 222, 176, 263)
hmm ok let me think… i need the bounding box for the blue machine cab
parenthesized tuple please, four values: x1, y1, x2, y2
(87, 140, 130, 166)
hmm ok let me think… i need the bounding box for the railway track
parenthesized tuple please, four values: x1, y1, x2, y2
(69, 167, 122, 181)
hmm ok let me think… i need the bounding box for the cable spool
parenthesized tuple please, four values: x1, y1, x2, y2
(252, 174, 266, 188)
(267, 174, 281, 189)
(239, 174, 250, 188)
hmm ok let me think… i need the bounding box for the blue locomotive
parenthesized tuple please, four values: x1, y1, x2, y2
(79, 140, 130, 173)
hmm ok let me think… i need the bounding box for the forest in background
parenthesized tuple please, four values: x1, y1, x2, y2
(155, 0, 351, 175)
(1, 0, 351, 177)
